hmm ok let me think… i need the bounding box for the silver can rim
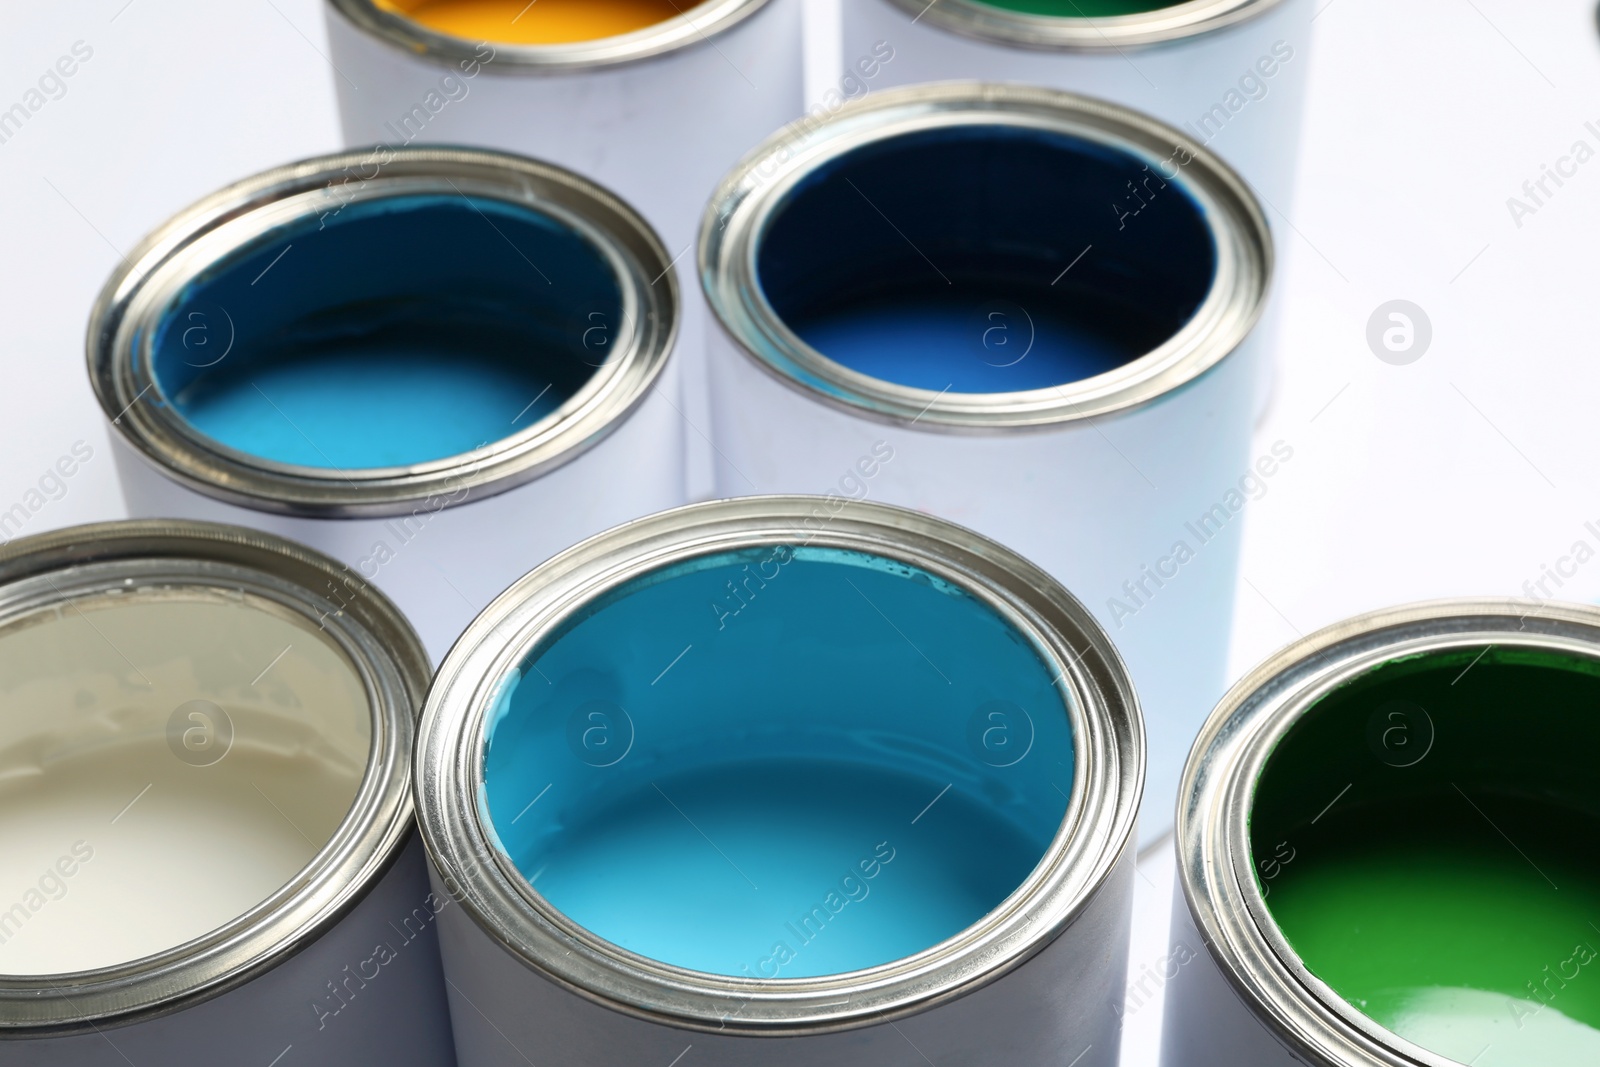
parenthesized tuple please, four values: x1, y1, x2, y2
(326, 0, 780, 72)
(874, 0, 1290, 51)
(87, 146, 677, 520)
(1175, 597, 1600, 1067)
(0, 519, 429, 1035)
(416, 495, 1144, 1034)
(698, 81, 1272, 433)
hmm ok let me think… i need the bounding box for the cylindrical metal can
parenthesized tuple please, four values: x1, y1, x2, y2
(416, 496, 1143, 1066)
(839, 0, 1311, 210)
(700, 83, 1273, 846)
(323, 0, 807, 498)
(1165, 599, 1600, 1067)
(89, 147, 682, 663)
(0, 520, 453, 1065)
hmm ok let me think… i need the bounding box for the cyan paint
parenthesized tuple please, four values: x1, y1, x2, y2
(757, 125, 1216, 393)
(150, 195, 622, 469)
(482, 546, 1074, 978)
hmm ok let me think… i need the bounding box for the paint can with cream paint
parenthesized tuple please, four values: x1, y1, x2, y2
(700, 83, 1273, 845)
(1166, 599, 1600, 1067)
(0, 520, 452, 1065)
(415, 496, 1143, 1066)
(322, 0, 807, 499)
(89, 146, 683, 664)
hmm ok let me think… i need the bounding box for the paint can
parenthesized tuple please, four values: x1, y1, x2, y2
(416, 495, 1143, 1066)
(0, 520, 452, 1065)
(839, 0, 1307, 419)
(700, 82, 1273, 845)
(323, 0, 807, 499)
(1165, 599, 1600, 1067)
(838, 0, 1311, 210)
(89, 146, 682, 663)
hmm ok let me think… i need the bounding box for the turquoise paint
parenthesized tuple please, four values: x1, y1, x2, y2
(757, 125, 1216, 394)
(482, 546, 1074, 978)
(150, 195, 621, 470)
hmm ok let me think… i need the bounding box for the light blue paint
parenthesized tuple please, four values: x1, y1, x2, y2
(482, 546, 1074, 978)
(149, 195, 622, 470)
(756, 125, 1217, 394)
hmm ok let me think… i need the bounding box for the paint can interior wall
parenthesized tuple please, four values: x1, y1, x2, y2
(0, 581, 370, 975)
(1252, 646, 1600, 1065)
(150, 194, 620, 470)
(480, 546, 1074, 979)
(372, 0, 712, 44)
(755, 125, 1216, 393)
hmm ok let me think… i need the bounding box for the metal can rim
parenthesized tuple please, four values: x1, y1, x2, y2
(325, 0, 781, 72)
(87, 146, 678, 520)
(1175, 597, 1600, 1067)
(698, 81, 1273, 433)
(874, 0, 1291, 52)
(0, 520, 429, 1035)
(415, 495, 1144, 1034)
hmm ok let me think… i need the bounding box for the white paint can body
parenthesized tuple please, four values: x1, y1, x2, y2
(89, 148, 685, 664)
(324, 0, 807, 498)
(700, 84, 1275, 845)
(0, 521, 453, 1065)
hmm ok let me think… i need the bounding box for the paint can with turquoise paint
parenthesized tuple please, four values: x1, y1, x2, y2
(701, 82, 1273, 847)
(89, 147, 683, 663)
(1166, 599, 1600, 1067)
(415, 496, 1143, 1066)
(0, 520, 451, 1066)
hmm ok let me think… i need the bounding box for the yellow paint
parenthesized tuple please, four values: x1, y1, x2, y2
(375, 0, 702, 44)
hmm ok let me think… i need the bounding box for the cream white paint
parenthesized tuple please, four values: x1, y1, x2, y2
(0, 586, 370, 975)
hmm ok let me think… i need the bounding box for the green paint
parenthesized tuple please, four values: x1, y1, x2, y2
(970, 0, 1183, 16)
(1253, 647, 1600, 1066)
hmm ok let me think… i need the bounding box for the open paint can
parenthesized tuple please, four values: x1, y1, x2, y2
(323, 0, 806, 498)
(89, 146, 682, 662)
(840, 0, 1310, 209)
(0, 521, 451, 1065)
(701, 82, 1272, 845)
(1166, 599, 1600, 1067)
(416, 496, 1142, 1066)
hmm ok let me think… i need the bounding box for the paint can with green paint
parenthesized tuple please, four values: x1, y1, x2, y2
(1165, 599, 1600, 1067)
(842, 0, 1310, 210)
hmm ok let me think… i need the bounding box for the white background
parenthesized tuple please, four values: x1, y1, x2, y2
(4, 0, 1599, 1062)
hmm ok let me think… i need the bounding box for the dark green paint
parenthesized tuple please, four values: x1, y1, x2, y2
(1254, 647, 1600, 1065)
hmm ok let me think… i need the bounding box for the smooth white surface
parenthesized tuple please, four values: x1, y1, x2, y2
(4, 0, 1598, 1062)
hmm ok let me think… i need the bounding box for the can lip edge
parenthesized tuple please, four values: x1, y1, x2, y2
(0, 519, 428, 1035)
(1173, 597, 1600, 1067)
(326, 0, 782, 72)
(86, 145, 679, 520)
(874, 0, 1293, 52)
(698, 81, 1274, 434)
(416, 494, 1145, 1033)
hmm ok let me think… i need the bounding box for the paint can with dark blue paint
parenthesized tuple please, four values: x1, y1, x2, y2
(700, 83, 1275, 845)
